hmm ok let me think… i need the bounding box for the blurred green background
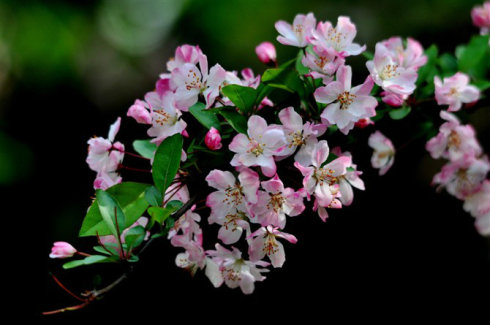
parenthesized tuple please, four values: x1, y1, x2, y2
(2, 0, 489, 319)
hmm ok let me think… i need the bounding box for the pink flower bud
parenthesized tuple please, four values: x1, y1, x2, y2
(381, 91, 406, 107)
(204, 127, 222, 150)
(255, 42, 277, 64)
(355, 118, 374, 128)
(127, 99, 151, 124)
(471, 2, 490, 28)
(49, 241, 77, 259)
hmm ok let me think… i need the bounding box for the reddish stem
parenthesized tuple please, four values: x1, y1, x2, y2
(49, 273, 86, 303)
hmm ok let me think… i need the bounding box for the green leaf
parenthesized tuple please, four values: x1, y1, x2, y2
(148, 200, 183, 224)
(219, 108, 248, 134)
(152, 134, 183, 195)
(346, 167, 356, 173)
(416, 44, 438, 86)
(362, 51, 374, 60)
(189, 102, 221, 130)
(458, 34, 490, 78)
(221, 84, 257, 114)
(96, 190, 126, 238)
(80, 182, 151, 237)
(144, 186, 163, 207)
(388, 105, 412, 120)
(438, 53, 458, 75)
(125, 226, 146, 250)
(93, 246, 117, 256)
(62, 255, 112, 270)
(133, 140, 157, 159)
(148, 206, 172, 224)
(295, 50, 309, 75)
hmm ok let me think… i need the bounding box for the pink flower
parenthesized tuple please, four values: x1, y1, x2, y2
(301, 45, 344, 80)
(277, 106, 326, 165)
(464, 180, 490, 235)
(127, 99, 152, 124)
(87, 118, 125, 189)
(381, 91, 407, 107)
(381, 37, 427, 71)
(275, 13, 316, 47)
(248, 226, 298, 268)
(255, 42, 277, 64)
(315, 65, 378, 135)
(93, 171, 122, 190)
(172, 54, 227, 109)
(49, 242, 77, 259)
(205, 168, 259, 244)
(251, 174, 305, 229)
(432, 154, 490, 200)
(434, 72, 480, 112)
(308, 16, 365, 57)
(426, 110, 482, 161)
(172, 230, 206, 270)
(331, 147, 365, 206)
(206, 244, 269, 294)
(368, 131, 395, 176)
(294, 139, 351, 221)
(472, 2, 490, 33)
(229, 115, 287, 177)
(166, 44, 203, 72)
(366, 42, 418, 96)
(144, 91, 187, 144)
(204, 127, 223, 151)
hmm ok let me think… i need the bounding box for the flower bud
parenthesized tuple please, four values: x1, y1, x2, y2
(355, 118, 374, 129)
(471, 2, 490, 28)
(49, 241, 77, 259)
(127, 99, 151, 124)
(255, 42, 277, 64)
(204, 127, 222, 150)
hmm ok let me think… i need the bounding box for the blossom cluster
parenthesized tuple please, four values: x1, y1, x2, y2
(427, 108, 489, 235)
(48, 2, 490, 302)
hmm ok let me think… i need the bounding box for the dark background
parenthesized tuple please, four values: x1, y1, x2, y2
(1, 0, 489, 321)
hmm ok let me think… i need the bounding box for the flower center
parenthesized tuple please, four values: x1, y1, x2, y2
(263, 234, 279, 256)
(337, 91, 356, 110)
(448, 130, 461, 149)
(223, 211, 246, 231)
(289, 131, 305, 148)
(223, 184, 244, 206)
(314, 55, 330, 69)
(248, 138, 265, 157)
(314, 167, 337, 186)
(294, 24, 304, 38)
(267, 192, 285, 213)
(380, 64, 400, 80)
(154, 109, 176, 126)
(185, 69, 202, 90)
(223, 267, 242, 282)
(448, 87, 459, 96)
(327, 27, 344, 50)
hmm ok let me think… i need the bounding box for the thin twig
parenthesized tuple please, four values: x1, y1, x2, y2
(114, 207, 126, 260)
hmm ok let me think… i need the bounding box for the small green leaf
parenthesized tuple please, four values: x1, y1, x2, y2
(219, 108, 248, 134)
(221, 84, 257, 114)
(152, 134, 183, 195)
(148, 206, 172, 224)
(362, 51, 374, 60)
(133, 140, 157, 159)
(167, 200, 184, 210)
(96, 190, 125, 238)
(346, 167, 356, 173)
(389, 105, 412, 120)
(62, 255, 112, 270)
(189, 102, 221, 130)
(125, 226, 146, 250)
(93, 246, 117, 256)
